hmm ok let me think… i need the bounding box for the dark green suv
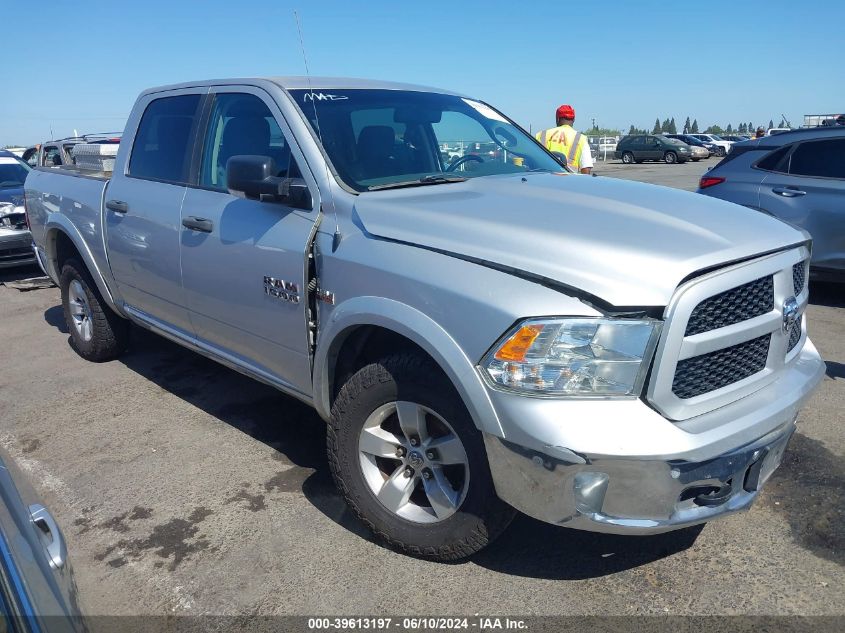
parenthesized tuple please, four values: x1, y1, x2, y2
(615, 134, 692, 164)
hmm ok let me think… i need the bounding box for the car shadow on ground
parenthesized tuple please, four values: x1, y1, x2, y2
(41, 313, 704, 578)
(0, 264, 42, 284)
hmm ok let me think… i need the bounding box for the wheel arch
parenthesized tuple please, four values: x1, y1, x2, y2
(313, 297, 503, 436)
(44, 219, 122, 314)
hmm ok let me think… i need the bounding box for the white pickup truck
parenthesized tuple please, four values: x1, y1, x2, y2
(24, 77, 824, 560)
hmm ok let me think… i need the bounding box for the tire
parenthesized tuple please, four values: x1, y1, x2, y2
(621, 151, 635, 164)
(692, 157, 700, 162)
(664, 151, 678, 164)
(716, 147, 726, 157)
(328, 352, 516, 561)
(60, 258, 129, 362)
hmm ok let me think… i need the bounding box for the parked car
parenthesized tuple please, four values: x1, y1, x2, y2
(664, 133, 717, 156)
(663, 134, 717, 161)
(720, 135, 748, 143)
(0, 150, 36, 268)
(697, 126, 844, 280)
(688, 134, 733, 157)
(615, 134, 692, 163)
(0, 446, 87, 631)
(767, 128, 791, 136)
(24, 135, 120, 168)
(25, 76, 823, 560)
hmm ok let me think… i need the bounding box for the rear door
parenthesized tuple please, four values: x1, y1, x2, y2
(627, 135, 645, 160)
(105, 89, 205, 335)
(759, 137, 845, 271)
(178, 86, 319, 395)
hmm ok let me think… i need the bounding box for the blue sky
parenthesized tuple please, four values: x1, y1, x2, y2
(3, 0, 842, 145)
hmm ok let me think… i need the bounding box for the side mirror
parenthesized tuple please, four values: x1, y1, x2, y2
(226, 155, 312, 210)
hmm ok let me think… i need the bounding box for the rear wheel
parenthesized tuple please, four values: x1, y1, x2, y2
(328, 352, 515, 560)
(664, 151, 678, 164)
(621, 151, 635, 164)
(716, 146, 726, 157)
(60, 259, 129, 362)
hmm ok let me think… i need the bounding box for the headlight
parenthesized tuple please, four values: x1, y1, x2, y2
(481, 318, 661, 397)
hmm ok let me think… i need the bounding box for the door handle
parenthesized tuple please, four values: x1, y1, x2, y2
(772, 187, 806, 197)
(29, 504, 67, 569)
(106, 199, 129, 213)
(182, 216, 213, 233)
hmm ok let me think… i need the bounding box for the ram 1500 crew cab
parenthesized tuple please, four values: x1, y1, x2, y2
(25, 78, 824, 560)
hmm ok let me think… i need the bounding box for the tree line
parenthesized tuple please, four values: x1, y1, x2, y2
(628, 116, 790, 137)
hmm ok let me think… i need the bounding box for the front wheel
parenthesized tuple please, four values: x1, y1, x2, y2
(328, 352, 515, 560)
(664, 151, 678, 164)
(621, 151, 635, 164)
(716, 147, 726, 157)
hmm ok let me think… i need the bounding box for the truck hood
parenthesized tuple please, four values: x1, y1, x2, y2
(353, 172, 805, 307)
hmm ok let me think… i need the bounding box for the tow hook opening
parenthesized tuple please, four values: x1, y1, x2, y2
(681, 479, 734, 507)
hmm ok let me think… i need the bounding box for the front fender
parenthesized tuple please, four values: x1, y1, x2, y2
(44, 216, 123, 315)
(313, 296, 503, 436)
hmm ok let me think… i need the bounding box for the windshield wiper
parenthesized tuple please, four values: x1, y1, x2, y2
(366, 174, 467, 191)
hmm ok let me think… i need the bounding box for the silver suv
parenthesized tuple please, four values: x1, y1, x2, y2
(698, 126, 845, 280)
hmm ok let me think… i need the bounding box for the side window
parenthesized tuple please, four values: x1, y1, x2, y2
(199, 92, 300, 191)
(756, 145, 791, 173)
(129, 94, 201, 183)
(788, 139, 845, 179)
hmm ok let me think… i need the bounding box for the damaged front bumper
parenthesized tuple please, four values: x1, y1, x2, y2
(482, 340, 824, 534)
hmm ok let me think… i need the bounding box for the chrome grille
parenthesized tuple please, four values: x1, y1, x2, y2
(685, 275, 773, 336)
(647, 246, 810, 421)
(792, 261, 807, 295)
(672, 335, 770, 399)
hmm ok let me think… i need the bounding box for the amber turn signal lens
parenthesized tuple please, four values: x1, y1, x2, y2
(494, 324, 544, 362)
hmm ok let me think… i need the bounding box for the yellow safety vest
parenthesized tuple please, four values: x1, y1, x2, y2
(536, 124, 585, 169)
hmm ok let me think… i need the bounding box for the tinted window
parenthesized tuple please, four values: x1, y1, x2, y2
(756, 145, 791, 173)
(788, 139, 845, 179)
(0, 156, 31, 189)
(129, 94, 201, 183)
(199, 93, 300, 191)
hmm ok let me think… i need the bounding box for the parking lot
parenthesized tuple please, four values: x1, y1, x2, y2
(1, 162, 842, 618)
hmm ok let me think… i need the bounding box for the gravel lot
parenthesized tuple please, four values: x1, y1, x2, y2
(1, 161, 842, 618)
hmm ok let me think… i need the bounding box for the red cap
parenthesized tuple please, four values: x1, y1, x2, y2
(556, 104, 575, 120)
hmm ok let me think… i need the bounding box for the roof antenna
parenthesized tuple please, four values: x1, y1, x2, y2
(295, 9, 342, 251)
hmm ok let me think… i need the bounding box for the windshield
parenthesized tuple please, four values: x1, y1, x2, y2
(289, 89, 564, 192)
(666, 138, 686, 146)
(0, 156, 31, 189)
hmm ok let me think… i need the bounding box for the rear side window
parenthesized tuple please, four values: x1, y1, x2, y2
(789, 139, 845, 179)
(129, 94, 201, 183)
(756, 145, 791, 173)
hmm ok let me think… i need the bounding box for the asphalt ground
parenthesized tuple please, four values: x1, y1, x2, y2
(1, 159, 842, 621)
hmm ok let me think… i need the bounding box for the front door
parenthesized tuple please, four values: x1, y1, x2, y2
(105, 90, 205, 334)
(178, 87, 319, 395)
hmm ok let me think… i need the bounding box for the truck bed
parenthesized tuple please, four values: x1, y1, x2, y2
(25, 166, 112, 285)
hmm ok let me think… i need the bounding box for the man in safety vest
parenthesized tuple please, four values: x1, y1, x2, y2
(535, 104, 593, 174)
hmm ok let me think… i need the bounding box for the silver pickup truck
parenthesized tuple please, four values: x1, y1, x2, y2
(25, 77, 824, 560)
